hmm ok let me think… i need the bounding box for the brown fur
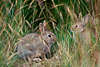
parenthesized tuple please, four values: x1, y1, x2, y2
(15, 20, 56, 63)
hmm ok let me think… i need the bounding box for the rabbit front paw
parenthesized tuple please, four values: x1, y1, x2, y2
(32, 58, 42, 63)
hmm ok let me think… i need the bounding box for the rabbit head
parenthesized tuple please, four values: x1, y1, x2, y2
(39, 20, 56, 48)
(71, 14, 91, 32)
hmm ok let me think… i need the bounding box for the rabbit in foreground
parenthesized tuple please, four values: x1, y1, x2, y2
(15, 21, 56, 62)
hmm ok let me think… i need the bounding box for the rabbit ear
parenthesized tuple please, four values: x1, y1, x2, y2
(39, 23, 43, 32)
(81, 14, 91, 24)
(39, 20, 47, 33)
(43, 20, 47, 27)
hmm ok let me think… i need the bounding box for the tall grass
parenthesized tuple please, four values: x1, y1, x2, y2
(0, 0, 100, 67)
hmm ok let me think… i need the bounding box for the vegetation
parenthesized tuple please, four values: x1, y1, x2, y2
(0, 0, 100, 67)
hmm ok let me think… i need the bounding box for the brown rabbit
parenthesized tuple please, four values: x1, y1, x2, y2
(71, 14, 95, 67)
(71, 14, 93, 45)
(15, 20, 56, 62)
(71, 14, 100, 67)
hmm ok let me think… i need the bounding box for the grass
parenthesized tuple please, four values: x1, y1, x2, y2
(0, 0, 100, 67)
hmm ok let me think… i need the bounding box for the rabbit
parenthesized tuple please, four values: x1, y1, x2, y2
(71, 13, 100, 67)
(15, 20, 56, 62)
(71, 14, 93, 45)
(71, 14, 96, 67)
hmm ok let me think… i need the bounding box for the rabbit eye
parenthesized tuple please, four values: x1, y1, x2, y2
(75, 25, 78, 28)
(48, 34, 51, 37)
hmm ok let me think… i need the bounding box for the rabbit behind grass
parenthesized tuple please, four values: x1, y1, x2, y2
(71, 14, 92, 45)
(71, 14, 97, 67)
(15, 21, 56, 63)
